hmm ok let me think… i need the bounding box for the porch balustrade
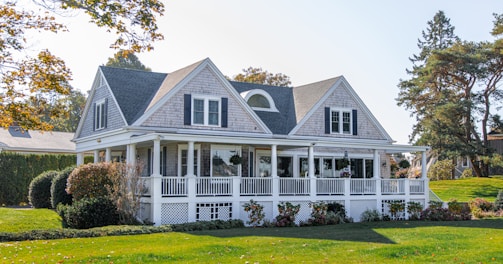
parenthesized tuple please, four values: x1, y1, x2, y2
(143, 177, 426, 198)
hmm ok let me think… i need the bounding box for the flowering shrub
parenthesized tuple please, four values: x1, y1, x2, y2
(66, 163, 115, 200)
(307, 201, 328, 225)
(387, 200, 405, 220)
(360, 209, 381, 222)
(469, 198, 495, 218)
(243, 199, 265, 227)
(275, 202, 300, 227)
(428, 159, 455, 181)
(406, 201, 423, 220)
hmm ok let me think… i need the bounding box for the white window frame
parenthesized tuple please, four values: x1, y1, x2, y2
(192, 95, 221, 126)
(95, 99, 106, 130)
(177, 144, 201, 177)
(210, 145, 242, 177)
(240, 89, 279, 112)
(331, 108, 352, 135)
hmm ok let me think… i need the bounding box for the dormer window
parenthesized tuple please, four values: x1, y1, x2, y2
(241, 89, 278, 112)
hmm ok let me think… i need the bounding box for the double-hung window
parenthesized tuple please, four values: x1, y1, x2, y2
(94, 99, 107, 130)
(331, 109, 352, 134)
(192, 97, 220, 126)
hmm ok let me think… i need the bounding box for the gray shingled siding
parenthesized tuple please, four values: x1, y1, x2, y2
(142, 66, 268, 134)
(78, 84, 126, 138)
(293, 83, 386, 140)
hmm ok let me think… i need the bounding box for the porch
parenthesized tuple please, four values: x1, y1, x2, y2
(140, 176, 428, 224)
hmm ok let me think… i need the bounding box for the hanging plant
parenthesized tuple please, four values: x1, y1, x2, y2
(229, 154, 242, 165)
(337, 158, 350, 168)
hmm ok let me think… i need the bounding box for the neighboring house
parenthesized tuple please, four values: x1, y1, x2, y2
(488, 129, 503, 175)
(73, 58, 429, 224)
(0, 126, 75, 154)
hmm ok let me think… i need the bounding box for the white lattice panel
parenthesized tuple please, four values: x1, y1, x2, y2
(239, 201, 274, 226)
(196, 203, 232, 221)
(161, 203, 189, 224)
(381, 199, 406, 220)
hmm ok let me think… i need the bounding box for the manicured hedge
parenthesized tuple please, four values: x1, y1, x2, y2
(0, 153, 92, 206)
(28, 170, 59, 208)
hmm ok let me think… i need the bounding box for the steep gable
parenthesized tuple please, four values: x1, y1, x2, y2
(101, 67, 167, 124)
(138, 60, 271, 134)
(290, 77, 392, 141)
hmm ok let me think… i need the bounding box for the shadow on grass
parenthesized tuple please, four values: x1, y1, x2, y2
(472, 184, 502, 198)
(189, 219, 503, 244)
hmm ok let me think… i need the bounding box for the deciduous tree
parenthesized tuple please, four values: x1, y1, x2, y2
(232, 67, 291, 87)
(105, 50, 151, 71)
(0, 0, 164, 131)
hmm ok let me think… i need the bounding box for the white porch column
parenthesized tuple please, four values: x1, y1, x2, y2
(187, 141, 195, 177)
(271, 144, 278, 177)
(186, 141, 197, 223)
(127, 143, 137, 165)
(421, 151, 427, 179)
(373, 149, 380, 179)
(94, 150, 100, 163)
(76, 152, 84, 166)
(105, 148, 111, 162)
(151, 137, 162, 225)
(308, 145, 316, 197)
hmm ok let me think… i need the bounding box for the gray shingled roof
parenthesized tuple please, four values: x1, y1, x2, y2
(0, 127, 75, 153)
(293, 77, 341, 123)
(230, 81, 297, 135)
(100, 66, 167, 125)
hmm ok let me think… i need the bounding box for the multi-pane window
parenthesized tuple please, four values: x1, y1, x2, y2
(331, 109, 351, 134)
(95, 99, 106, 130)
(181, 149, 199, 176)
(192, 97, 220, 126)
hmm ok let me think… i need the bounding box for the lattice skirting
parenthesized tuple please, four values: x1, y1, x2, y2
(161, 203, 189, 224)
(381, 199, 406, 220)
(196, 202, 232, 221)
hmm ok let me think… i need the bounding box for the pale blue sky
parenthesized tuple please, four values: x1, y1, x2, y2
(31, 0, 503, 144)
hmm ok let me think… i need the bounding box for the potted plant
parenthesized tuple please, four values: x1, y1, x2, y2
(337, 158, 350, 168)
(229, 153, 242, 165)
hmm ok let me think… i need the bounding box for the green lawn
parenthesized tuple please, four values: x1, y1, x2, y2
(429, 176, 503, 202)
(1, 220, 502, 263)
(0, 208, 62, 233)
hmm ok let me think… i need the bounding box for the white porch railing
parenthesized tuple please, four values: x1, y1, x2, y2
(279, 178, 310, 196)
(142, 177, 427, 197)
(240, 177, 273, 196)
(162, 177, 187, 197)
(350, 179, 376, 195)
(316, 178, 345, 195)
(381, 179, 405, 194)
(196, 177, 233, 196)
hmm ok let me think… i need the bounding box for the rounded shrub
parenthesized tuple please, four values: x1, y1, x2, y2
(51, 166, 75, 208)
(28, 170, 59, 208)
(66, 163, 114, 201)
(60, 197, 119, 229)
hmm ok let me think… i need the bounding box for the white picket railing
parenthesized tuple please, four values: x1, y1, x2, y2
(316, 178, 345, 195)
(381, 179, 405, 194)
(162, 177, 187, 197)
(240, 177, 273, 195)
(196, 177, 233, 196)
(279, 178, 310, 195)
(350, 179, 376, 195)
(142, 177, 426, 197)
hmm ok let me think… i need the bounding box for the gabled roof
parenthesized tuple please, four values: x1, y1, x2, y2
(0, 127, 75, 154)
(230, 81, 296, 135)
(100, 66, 167, 125)
(292, 77, 341, 123)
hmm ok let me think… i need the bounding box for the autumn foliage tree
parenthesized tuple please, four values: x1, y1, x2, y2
(0, 0, 164, 131)
(232, 67, 291, 87)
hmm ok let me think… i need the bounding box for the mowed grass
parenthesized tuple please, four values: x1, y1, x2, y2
(1, 220, 502, 263)
(429, 175, 503, 202)
(0, 208, 62, 233)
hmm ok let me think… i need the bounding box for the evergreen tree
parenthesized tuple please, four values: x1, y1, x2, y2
(105, 51, 152, 71)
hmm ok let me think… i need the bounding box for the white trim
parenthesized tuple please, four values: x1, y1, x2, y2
(133, 58, 272, 134)
(178, 144, 201, 177)
(240, 89, 279, 112)
(191, 95, 221, 127)
(329, 107, 353, 135)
